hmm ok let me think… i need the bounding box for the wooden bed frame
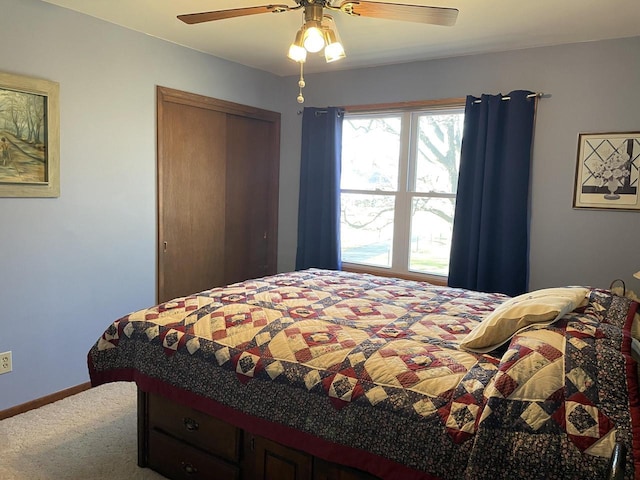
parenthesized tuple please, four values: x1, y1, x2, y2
(137, 389, 378, 480)
(136, 389, 627, 480)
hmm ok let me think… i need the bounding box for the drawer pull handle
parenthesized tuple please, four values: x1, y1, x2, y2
(181, 462, 198, 475)
(183, 417, 199, 431)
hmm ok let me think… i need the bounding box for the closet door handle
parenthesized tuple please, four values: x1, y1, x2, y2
(181, 462, 198, 475)
(183, 417, 199, 431)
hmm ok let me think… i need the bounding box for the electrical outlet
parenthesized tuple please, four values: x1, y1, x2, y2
(0, 351, 12, 374)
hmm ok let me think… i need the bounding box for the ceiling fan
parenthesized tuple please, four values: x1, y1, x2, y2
(178, 1, 459, 102)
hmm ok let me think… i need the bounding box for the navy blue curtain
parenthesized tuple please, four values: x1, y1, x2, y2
(448, 90, 536, 296)
(295, 107, 344, 271)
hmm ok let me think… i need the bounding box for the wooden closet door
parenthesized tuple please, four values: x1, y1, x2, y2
(157, 94, 227, 303)
(157, 87, 280, 303)
(224, 114, 278, 284)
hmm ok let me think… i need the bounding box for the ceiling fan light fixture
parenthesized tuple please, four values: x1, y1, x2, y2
(324, 40, 345, 63)
(302, 23, 325, 53)
(288, 43, 308, 63)
(322, 16, 345, 63)
(287, 28, 307, 63)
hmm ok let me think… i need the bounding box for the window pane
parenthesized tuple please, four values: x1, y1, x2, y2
(415, 112, 463, 194)
(409, 197, 455, 276)
(341, 193, 395, 268)
(341, 116, 401, 191)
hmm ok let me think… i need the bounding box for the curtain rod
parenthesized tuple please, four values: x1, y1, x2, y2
(297, 92, 547, 114)
(473, 92, 545, 104)
(296, 108, 342, 116)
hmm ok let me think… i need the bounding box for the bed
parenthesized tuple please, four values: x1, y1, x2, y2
(88, 269, 640, 480)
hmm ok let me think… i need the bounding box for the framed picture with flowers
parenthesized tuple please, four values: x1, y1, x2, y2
(573, 131, 640, 210)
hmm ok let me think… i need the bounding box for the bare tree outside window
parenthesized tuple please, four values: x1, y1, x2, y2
(340, 107, 464, 277)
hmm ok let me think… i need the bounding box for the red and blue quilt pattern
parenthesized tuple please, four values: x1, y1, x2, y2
(89, 269, 639, 480)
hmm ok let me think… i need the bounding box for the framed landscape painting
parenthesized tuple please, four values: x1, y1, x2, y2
(0, 72, 59, 197)
(573, 132, 640, 210)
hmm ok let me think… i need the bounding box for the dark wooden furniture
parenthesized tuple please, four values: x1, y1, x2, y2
(137, 390, 378, 480)
(138, 389, 629, 480)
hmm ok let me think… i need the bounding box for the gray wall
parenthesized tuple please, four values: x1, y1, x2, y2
(278, 37, 640, 291)
(0, 0, 285, 410)
(1, 0, 639, 411)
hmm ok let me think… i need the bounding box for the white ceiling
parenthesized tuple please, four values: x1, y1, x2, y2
(41, 0, 640, 77)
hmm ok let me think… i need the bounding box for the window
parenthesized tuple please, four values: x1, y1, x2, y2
(340, 103, 464, 279)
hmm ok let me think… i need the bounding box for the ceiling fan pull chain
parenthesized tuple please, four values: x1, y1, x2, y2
(297, 62, 306, 104)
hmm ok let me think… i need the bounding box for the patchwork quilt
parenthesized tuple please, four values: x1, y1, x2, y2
(88, 269, 640, 480)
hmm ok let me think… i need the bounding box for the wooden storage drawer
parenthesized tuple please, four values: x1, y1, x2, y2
(148, 392, 241, 462)
(247, 434, 313, 480)
(148, 429, 240, 480)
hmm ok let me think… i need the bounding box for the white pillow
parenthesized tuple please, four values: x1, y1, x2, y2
(460, 287, 589, 353)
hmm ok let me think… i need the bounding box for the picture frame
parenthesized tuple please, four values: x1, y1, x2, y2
(573, 132, 640, 210)
(0, 72, 60, 197)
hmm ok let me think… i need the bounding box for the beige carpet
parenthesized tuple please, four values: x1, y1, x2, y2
(0, 382, 166, 480)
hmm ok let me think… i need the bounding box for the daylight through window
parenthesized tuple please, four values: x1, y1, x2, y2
(340, 104, 465, 278)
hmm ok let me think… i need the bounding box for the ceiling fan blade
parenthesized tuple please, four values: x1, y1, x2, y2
(338, 1, 458, 26)
(178, 5, 293, 25)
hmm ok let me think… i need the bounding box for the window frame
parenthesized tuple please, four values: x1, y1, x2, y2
(340, 98, 466, 284)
